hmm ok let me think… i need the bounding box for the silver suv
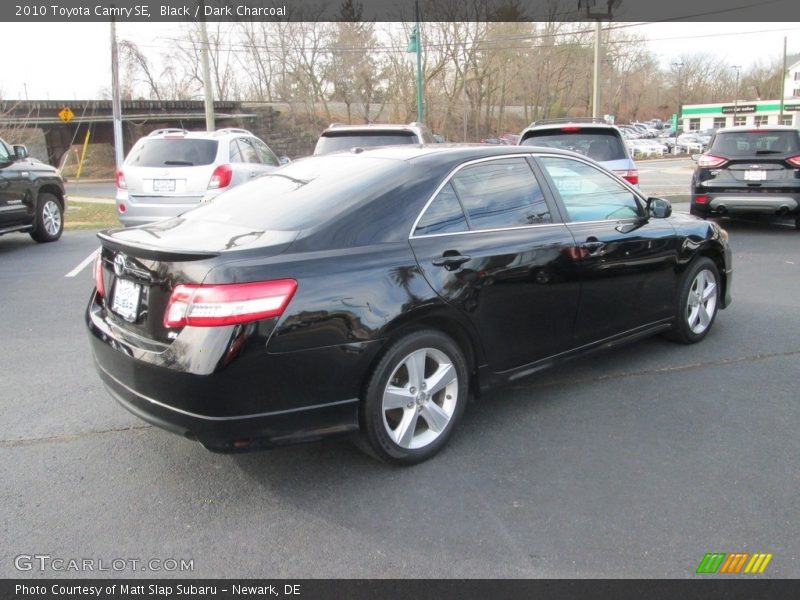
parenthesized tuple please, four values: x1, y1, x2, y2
(314, 122, 434, 155)
(116, 128, 287, 226)
(518, 118, 639, 186)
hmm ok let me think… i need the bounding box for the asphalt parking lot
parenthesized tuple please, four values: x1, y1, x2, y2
(2, 170, 798, 578)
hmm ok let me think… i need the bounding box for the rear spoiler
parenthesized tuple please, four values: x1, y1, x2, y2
(97, 230, 220, 262)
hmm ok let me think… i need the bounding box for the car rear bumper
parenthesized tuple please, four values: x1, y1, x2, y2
(86, 297, 370, 452)
(115, 190, 221, 226)
(691, 192, 800, 216)
(96, 360, 359, 452)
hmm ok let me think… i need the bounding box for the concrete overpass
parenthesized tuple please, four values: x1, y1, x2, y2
(0, 100, 258, 166)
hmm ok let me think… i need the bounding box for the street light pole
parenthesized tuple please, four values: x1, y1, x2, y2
(592, 19, 601, 118)
(671, 62, 683, 154)
(732, 65, 742, 122)
(407, 0, 424, 124)
(110, 17, 124, 169)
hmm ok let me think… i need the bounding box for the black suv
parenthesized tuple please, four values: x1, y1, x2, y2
(0, 138, 66, 242)
(691, 126, 800, 230)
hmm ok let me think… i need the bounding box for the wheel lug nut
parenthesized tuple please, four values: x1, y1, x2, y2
(410, 387, 416, 394)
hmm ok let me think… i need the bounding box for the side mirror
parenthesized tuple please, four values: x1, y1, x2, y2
(647, 197, 672, 219)
(279, 156, 291, 165)
(13, 145, 28, 160)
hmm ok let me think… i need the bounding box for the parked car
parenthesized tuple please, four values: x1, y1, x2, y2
(519, 118, 639, 185)
(691, 125, 800, 230)
(87, 145, 732, 464)
(116, 128, 287, 227)
(0, 137, 66, 242)
(314, 122, 434, 155)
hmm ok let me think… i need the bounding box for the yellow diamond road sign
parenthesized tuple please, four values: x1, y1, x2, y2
(58, 107, 74, 123)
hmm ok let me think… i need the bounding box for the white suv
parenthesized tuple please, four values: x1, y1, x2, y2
(115, 128, 287, 226)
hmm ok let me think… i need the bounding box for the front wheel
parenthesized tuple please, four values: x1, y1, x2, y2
(29, 193, 63, 242)
(357, 330, 468, 465)
(665, 257, 720, 344)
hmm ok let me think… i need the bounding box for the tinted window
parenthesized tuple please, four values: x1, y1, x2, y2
(450, 158, 551, 230)
(521, 129, 627, 162)
(251, 138, 279, 166)
(181, 156, 407, 231)
(414, 183, 468, 236)
(125, 139, 218, 167)
(540, 156, 641, 222)
(315, 131, 417, 155)
(710, 131, 800, 156)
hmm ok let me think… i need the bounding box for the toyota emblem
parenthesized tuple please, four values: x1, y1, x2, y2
(113, 253, 127, 277)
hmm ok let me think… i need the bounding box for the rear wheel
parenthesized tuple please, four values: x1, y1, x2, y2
(29, 192, 63, 243)
(665, 257, 720, 344)
(357, 330, 468, 465)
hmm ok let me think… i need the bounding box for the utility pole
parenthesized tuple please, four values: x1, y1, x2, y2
(732, 65, 742, 122)
(199, 20, 215, 131)
(579, 1, 620, 119)
(592, 19, 601, 118)
(407, 0, 424, 124)
(110, 16, 124, 169)
(779, 36, 787, 123)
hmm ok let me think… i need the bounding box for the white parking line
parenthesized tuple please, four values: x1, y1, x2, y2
(65, 249, 99, 278)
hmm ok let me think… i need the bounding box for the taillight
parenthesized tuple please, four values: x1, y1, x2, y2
(118, 203, 126, 213)
(115, 169, 127, 189)
(694, 194, 710, 204)
(163, 280, 298, 328)
(94, 253, 106, 298)
(208, 164, 233, 189)
(697, 155, 728, 168)
(561, 126, 581, 132)
(614, 170, 639, 185)
(787, 155, 800, 168)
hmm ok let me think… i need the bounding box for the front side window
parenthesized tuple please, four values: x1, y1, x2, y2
(0, 139, 11, 162)
(450, 158, 552, 230)
(235, 138, 260, 164)
(539, 156, 642, 222)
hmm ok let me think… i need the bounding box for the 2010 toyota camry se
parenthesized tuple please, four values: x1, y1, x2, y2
(87, 145, 732, 464)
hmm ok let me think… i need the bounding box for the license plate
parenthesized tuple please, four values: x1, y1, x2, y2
(111, 278, 141, 322)
(744, 170, 766, 181)
(153, 179, 176, 192)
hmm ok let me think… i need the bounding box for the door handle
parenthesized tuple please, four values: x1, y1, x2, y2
(432, 252, 471, 270)
(580, 240, 605, 254)
(249, 171, 258, 177)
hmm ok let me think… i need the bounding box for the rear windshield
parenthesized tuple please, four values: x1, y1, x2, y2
(710, 131, 800, 156)
(520, 129, 627, 162)
(315, 131, 418, 155)
(182, 155, 406, 230)
(125, 139, 218, 167)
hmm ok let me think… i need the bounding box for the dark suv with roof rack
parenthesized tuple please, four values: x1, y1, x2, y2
(0, 137, 66, 243)
(690, 126, 800, 230)
(518, 118, 639, 186)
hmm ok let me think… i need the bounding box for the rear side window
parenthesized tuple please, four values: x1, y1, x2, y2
(414, 183, 468, 236)
(125, 139, 218, 167)
(521, 129, 627, 162)
(315, 131, 417, 155)
(710, 131, 800, 156)
(450, 158, 552, 230)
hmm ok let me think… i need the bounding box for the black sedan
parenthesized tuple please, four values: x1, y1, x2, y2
(87, 145, 732, 464)
(691, 126, 800, 230)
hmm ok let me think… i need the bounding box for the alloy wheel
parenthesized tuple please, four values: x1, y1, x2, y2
(686, 268, 718, 335)
(42, 200, 62, 236)
(381, 347, 459, 450)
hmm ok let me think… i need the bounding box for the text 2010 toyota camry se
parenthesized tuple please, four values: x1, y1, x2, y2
(87, 145, 732, 464)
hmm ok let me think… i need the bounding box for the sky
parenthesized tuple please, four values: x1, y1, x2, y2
(1, 21, 799, 100)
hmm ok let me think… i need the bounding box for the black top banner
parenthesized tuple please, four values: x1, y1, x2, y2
(3, 0, 800, 22)
(3, 579, 800, 600)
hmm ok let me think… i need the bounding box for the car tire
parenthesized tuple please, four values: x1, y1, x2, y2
(356, 329, 469, 465)
(29, 192, 64, 243)
(665, 257, 721, 344)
